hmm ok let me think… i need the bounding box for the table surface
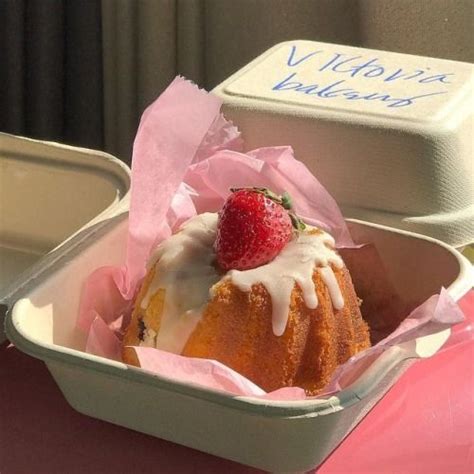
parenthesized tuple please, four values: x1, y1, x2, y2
(1, 291, 472, 474)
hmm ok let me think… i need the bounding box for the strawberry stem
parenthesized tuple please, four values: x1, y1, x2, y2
(290, 213, 306, 231)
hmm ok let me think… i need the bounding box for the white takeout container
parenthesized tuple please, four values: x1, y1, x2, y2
(213, 40, 474, 248)
(0, 132, 130, 342)
(5, 210, 472, 472)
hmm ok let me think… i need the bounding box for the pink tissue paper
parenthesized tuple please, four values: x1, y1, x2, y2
(78, 76, 465, 400)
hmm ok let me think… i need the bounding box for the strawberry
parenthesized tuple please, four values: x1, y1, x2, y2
(215, 187, 305, 271)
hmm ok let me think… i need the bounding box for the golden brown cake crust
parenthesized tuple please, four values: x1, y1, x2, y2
(182, 264, 369, 395)
(122, 266, 159, 367)
(123, 258, 371, 396)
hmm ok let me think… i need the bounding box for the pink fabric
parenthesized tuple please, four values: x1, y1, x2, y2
(126, 76, 224, 295)
(77, 266, 130, 333)
(132, 347, 306, 399)
(127, 285, 464, 400)
(324, 288, 465, 394)
(79, 77, 227, 332)
(185, 146, 352, 245)
(85, 315, 122, 361)
(77, 76, 466, 400)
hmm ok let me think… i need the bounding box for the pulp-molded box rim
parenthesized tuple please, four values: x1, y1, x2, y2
(4, 213, 473, 472)
(5, 216, 472, 414)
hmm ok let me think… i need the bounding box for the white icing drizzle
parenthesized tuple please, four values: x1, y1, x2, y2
(141, 328, 157, 347)
(319, 266, 345, 310)
(139, 212, 345, 349)
(140, 213, 220, 353)
(226, 232, 344, 337)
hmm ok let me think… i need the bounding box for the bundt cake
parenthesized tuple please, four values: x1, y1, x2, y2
(123, 189, 371, 395)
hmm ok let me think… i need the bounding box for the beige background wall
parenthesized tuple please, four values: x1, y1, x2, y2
(101, 0, 473, 161)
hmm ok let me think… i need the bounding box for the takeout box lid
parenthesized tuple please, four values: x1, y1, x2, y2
(212, 40, 474, 247)
(0, 132, 131, 341)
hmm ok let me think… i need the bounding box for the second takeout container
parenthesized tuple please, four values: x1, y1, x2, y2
(0, 132, 130, 342)
(212, 40, 474, 248)
(5, 211, 472, 472)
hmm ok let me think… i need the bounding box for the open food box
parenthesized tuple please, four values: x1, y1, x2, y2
(5, 212, 472, 472)
(4, 42, 473, 472)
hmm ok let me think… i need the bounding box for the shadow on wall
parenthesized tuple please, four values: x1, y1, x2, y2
(0, 0, 473, 163)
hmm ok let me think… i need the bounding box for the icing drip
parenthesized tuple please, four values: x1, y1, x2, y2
(140, 213, 220, 353)
(140, 212, 345, 348)
(226, 232, 344, 336)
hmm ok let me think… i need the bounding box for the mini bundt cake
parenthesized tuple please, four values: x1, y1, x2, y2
(123, 189, 370, 395)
